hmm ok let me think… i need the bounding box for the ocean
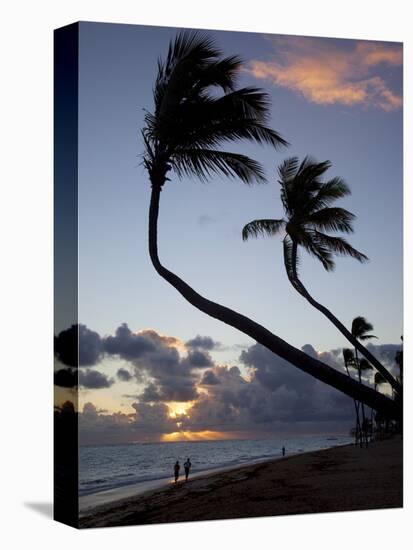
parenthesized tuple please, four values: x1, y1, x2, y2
(79, 434, 353, 497)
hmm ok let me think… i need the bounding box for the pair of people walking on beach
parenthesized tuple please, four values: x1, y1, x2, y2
(174, 458, 191, 483)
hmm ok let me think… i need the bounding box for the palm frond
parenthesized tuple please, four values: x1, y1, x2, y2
(307, 207, 356, 234)
(343, 348, 355, 365)
(154, 31, 221, 114)
(375, 372, 386, 385)
(191, 55, 243, 94)
(296, 157, 331, 183)
(351, 316, 375, 339)
(180, 117, 287, 150)
(312, 231, 369, 264)
(173, 149, 266, 184)
(278, 157, 300, 183)
(242, 219, 285, 240)
(307, 177, 351, 212)
(359, 358, 373, 371)
(295, 229, 335, 271)
(358, 333, 378, 341)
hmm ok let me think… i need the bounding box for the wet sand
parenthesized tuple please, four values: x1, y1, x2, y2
(79, 437, 402, 528)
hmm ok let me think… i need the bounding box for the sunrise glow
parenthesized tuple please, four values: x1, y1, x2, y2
(161, 430, 234, 442)
(167, 401, 194, 418)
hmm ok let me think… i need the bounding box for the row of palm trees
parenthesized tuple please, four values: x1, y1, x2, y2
(142, 31, 402, 421)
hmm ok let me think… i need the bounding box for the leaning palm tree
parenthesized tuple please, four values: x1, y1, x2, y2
(142, 31, 400, 419)
(242, 156, 401, 396)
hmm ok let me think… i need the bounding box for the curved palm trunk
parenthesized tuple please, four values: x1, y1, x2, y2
(286, 241, 402, 396)
(148, 183, 400, 419)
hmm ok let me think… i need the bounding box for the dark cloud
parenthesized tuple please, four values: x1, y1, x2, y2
(200, 370, 221, 385)
(54, 368, 77, 388)
(241, 343, 317, 395)
(186, 335, 220, 351)
(79, 370, 114, 389)
(110, 326, 208, 403)
(186, 349, 214, 368)
(116, 368, 133, 382)
(183, 349, 355, 434)
(103, 323, 156, 360)
(54, 324, 103, 367)
(79, 325, 103, 366)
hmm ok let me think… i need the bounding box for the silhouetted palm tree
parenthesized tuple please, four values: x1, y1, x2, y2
(343, 348, 362, 446)
(242, 157, 401, 395)
(142, 31, 400, 419)
(395, 335, 403, 388)
(374, 371, 387, 390)
(351, 316, 376, 444)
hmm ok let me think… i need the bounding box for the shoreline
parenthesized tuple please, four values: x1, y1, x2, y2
(79, 437, 402, 528)
(79, 452, 303, 514)
(79, 439, 352, 514)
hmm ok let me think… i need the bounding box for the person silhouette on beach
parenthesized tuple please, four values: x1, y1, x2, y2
(184, 458, 192, 481)
(174, 460, 180, 483)
(282, 446, 286, 457)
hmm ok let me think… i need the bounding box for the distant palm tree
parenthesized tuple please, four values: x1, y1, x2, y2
(395, 335, 403, 389)
(242, 157, 401, 395)
(351, 316, 376, 445)
(374, 371, 387, 390)
(142, 31, 400, 419)
(358, 357, 374, 445)
(343, 348, 362, 446)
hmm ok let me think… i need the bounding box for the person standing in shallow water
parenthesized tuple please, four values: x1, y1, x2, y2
(184, 458, 192, 481)
(282, 446, 286, 457)
(174, 460, 180, 483)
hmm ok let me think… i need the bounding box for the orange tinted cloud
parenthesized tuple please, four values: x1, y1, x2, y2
(248, 36, 402, 111)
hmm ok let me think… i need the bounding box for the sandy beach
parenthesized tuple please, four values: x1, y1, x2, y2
(79, 437, 402, 528)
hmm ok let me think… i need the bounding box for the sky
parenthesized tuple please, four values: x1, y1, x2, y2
(55, 22, 403, 444)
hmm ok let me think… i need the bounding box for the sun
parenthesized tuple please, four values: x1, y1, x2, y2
(167, 401, 194, 418)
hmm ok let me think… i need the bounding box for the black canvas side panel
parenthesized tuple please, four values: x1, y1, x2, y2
(54, 22, 79, 529)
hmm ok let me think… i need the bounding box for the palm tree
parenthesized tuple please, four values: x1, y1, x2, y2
(142, 31, 400, 419)
(374, 371, 387, 390)
(372, 371, 387, 435)
(395, 336, 403, 389)
(242, 156, 401, 396)
(342, 348, 362, 446)
(358, 358, 374, 445)
(351, 316, 376, 444)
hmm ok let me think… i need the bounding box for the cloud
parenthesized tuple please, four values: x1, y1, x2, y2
(116, 367, 133, 382)
(54, 368, 77, 388)
(104, 323, 212, 402)
(186, 335, 220, 351)
(103, 323, 156, 360)
(79, 401, 179, 444)
(65, 321, 401, 443)
(78, 334, 402, 443)
(186, 349, 214, 368)
(54, 324, 103, 367)
(79, 370, 114, 389)
(247, 36, 402, 111)
(200, 369, 221, 385)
